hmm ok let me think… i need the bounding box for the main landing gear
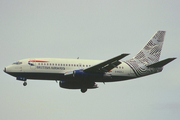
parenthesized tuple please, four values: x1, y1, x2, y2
(23, 81, 27, 86)
(16, 77, 27, 86)
(81, 88, 87, 93)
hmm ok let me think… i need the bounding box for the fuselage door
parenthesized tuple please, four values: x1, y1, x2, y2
(78, 63, 82, 70)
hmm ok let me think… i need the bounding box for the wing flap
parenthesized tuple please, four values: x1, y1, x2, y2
(84, 53, 129, 73)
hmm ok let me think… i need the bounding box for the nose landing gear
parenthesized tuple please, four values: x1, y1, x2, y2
(16, 77, 27, 86)
(23, 81, 27, 86)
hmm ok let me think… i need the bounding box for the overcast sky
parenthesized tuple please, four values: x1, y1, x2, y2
(1, 0, 180, 120)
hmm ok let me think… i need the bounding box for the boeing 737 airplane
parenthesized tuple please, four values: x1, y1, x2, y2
(4, 31, 176, 93)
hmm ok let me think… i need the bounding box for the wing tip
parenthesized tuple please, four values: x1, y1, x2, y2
(122, 53, 130, 57)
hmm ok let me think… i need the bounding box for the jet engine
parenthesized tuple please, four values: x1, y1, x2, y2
(59, 81, 98, 93)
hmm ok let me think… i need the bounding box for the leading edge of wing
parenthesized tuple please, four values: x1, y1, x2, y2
(84, 53, 130, 73)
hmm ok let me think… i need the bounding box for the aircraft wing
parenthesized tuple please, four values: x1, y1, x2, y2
(83, 54, 129, 73)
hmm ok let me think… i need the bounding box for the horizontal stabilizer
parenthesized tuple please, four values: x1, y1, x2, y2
(147, 58, 176, 68)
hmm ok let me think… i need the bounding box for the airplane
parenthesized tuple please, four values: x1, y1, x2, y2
(3, 31, 176, 93)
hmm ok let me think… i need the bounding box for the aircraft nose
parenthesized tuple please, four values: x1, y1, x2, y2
(3, 67, 6, 72)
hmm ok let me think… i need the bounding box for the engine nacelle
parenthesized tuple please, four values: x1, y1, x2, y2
(59, 81, 98, 89)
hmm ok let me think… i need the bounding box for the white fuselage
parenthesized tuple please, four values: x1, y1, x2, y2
(5, 58, 136, 82)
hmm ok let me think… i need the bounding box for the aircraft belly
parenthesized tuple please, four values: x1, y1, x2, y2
(7, 72, 64, 80)
(95, 76, 135, 82)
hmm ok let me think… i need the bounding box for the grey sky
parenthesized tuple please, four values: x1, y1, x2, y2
(1, 0, 180, 120)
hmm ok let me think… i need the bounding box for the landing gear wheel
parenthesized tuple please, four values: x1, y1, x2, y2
(81, 88, 87, 93)
(23, 81, 27, 86)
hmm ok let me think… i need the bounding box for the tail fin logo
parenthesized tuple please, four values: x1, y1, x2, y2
(134, 31, 166, 65)
(125, 31, 166, 77)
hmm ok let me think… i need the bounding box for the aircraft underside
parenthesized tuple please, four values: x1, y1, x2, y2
(7, 72, 135, 82)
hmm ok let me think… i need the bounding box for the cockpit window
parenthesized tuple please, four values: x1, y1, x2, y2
(13, 61, 22, 65)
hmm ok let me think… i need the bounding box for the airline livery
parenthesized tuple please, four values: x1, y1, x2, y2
(4, 31, 176, 93)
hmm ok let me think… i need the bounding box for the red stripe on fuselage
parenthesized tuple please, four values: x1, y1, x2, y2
(28, 60, 49, 63)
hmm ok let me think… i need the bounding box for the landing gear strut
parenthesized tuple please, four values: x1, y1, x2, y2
(23, 81, 27, 86)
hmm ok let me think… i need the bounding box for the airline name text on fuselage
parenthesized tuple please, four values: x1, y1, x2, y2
(36, 66, 65, 70)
